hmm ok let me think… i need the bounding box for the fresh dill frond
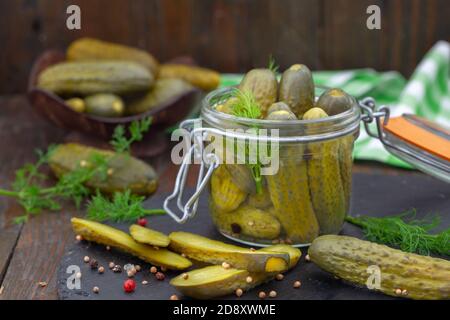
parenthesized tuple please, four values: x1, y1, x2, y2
(86, 190, 165, 222)
(345, 211, 450, 256)
(1, 117, 153, 223)
(231, 89, 262, 119)
(229, 89, 264, 193)
(268, 54, 279, 74)
(110, 117, 152, 153)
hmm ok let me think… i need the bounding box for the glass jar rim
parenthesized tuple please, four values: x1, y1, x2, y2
(200, 86, 361, 141)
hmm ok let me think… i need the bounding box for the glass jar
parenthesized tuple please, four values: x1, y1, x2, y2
(165, 86, 360, 247)
(163, 87, 449, 247)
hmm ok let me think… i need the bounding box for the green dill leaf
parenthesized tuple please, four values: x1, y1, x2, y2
(231, 89, 262, 119)
(110, 117, 152, 153)
(268, 55, 279, 74)
(345, 210, 450, 256)
(86, 190, 165, 222)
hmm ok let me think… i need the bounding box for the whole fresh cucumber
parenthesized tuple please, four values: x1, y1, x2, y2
(309, 235, 450, 300)
(37, 61, 154, 96)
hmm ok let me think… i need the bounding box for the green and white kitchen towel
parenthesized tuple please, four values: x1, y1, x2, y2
(220, 41, 450, 169)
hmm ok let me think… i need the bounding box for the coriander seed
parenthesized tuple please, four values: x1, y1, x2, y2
(275, 274, 284, 281)
(258, 291, 266, 299)
(269, 290, 277, 298)
(235, 288, 243, 297)
(155, 272, 165, 281)
(83, 256, 90, 263)
(293, 280, 301, 288)
(93, 286, 100, 294)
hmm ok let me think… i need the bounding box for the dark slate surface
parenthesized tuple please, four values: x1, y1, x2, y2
(57, 172, 450, 300)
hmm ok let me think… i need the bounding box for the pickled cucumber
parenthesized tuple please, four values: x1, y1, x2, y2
(338, 134, 354, 212)
(223, 164, 256, 194)
(49, 143, 158, 196)
(278, 64, 315, 118)
(85, 93, 125, 117)
(316, 88, 353, 115)
(309, 235, 450, 300)
(168, 231, 290, 272)
(266, 110, 297, 120)
(239, 68, 278, 117)
(71, 218, 191, 270)
(216, 97, 239, 115)
(212, 205, 281, 240)
(170, 244, 301, 299)
(129, 224, 170, 247)
(126, 78, 193, 115)
(65, 97, 85, 113)
(303, 108, 346, 234)
(246, 186, 272, 209)
(267, 102, 292, 114)
(266, 145, 320, 243)
(210, 165, 247, 212)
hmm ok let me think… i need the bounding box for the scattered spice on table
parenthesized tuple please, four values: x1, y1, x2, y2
(123, 279, 136, 293)
(155, 272, 165, 281)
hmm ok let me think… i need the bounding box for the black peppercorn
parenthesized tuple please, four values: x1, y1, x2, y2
(231, 223, 242, 234)
(89, 259, 99, 270)
(112, 265, 122, 273)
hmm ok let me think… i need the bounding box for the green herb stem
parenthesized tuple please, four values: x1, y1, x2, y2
(0, 188, 20, 198)
(143, 209, 167, 216)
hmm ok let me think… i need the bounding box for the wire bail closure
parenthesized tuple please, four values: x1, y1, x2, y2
(163, 119, 219, 224)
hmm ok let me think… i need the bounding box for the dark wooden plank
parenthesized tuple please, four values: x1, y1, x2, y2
(1, 0, 449, 93)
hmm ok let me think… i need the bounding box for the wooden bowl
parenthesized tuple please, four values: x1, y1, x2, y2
(27, 50, 202, 139)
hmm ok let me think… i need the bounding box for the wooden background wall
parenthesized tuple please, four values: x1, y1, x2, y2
(0, 0, 449, 94)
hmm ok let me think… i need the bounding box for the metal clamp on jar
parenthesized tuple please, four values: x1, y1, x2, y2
(164, 87, 450, 247)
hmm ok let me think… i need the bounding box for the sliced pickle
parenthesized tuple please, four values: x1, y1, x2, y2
(71, 218, 191, 270)
(168, 231, 289, 272)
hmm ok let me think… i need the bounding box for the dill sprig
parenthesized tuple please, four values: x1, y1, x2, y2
(345, 211, 450, 256)
(0, 117, 153, 223)
(231, 90, 262, 119)
(86, 190, 165, 222)
(110, 117, 152, 154)
(268, 55, 279, 74)
(229, 89, 264, 194)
